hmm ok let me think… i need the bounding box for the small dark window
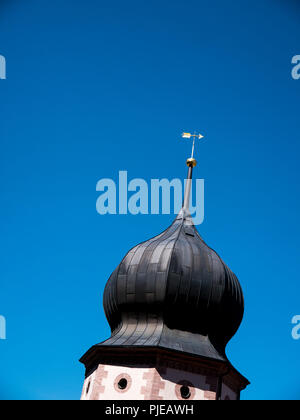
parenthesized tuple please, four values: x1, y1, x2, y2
(86, 382, 91, 395)
(180, 385, 191, 399)
(118, 378, 128, 390)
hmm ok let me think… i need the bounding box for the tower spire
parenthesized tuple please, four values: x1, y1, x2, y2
(80, 129, 249, 401)
(182, 132, 204, 213)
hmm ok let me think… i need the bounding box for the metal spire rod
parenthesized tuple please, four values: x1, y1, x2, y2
(191, 136, 195, 159)
(181, 131, 204, 213)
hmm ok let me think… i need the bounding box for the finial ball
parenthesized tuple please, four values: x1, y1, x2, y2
(186, 157, 197, 168)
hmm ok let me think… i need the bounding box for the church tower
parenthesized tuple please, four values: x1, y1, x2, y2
(80, 134, 249, 400)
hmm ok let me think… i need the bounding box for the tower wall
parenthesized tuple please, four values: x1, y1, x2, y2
(80, 349, 242, 401)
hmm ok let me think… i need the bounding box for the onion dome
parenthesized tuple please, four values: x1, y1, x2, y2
(100, 157, 244, 363)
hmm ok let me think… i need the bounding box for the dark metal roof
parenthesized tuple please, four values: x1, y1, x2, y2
(99, 208, 244, 363)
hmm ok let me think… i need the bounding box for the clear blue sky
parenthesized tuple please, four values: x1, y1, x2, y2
(0, 0, 300, 400)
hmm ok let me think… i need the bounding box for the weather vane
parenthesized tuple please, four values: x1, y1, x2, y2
(182, 132, 204, 167)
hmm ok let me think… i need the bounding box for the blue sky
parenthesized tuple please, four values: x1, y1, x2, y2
(0, 0, 300, 400)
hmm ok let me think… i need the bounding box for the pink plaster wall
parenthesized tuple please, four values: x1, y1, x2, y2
(80, 363, 229, 400)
